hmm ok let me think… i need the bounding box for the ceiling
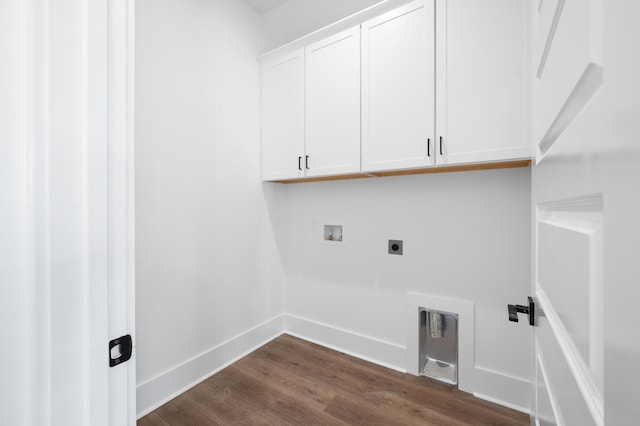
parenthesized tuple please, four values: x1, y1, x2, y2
(244, 0, 289, 15)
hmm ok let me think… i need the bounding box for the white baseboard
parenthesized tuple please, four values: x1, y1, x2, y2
(284, 314, 406, 372)
(136, 313, 531, 419)
(136, 314, 285, 419)
(286, 313, 531, 413)
(473, 366, 531, 414)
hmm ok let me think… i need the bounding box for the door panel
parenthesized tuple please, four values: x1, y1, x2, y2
(537, 210, 603, 374)
(262, 49, 305, 180)
(305, 27, 361, 177)
(536, 356, 559, 426)
(536, 317, 598, 426)
(535, 201, 604, 424)
(361, 0, 435, 172)
(534, 0, 603, 155)
(438, 0, 529, 165)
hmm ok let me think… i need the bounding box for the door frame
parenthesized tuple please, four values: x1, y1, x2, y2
(104, 0, 137, 424)
(22, 0, 136, 424)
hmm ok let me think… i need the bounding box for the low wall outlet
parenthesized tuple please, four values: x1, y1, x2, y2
(389, 240, 403, 255)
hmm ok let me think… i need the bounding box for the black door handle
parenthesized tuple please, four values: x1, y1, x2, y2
(305, 155, 309, 170)
(507, 297, 535, 326)
(298, 156, 302, 171)
(109, 334, 133, 367)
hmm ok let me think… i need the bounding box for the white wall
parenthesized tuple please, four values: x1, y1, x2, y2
(282, 168, 532, 409)
(260, 0, 382, 52)
(135, 0, 286, 416)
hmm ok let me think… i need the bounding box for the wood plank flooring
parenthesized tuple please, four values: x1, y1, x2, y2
(138, 334, 529, 425)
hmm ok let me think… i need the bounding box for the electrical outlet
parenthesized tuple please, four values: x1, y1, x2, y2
(388, 239, 403, 255)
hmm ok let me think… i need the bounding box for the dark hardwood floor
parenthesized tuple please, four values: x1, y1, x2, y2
(139, 334, 529, 425)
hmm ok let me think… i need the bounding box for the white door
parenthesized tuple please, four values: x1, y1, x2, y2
(531, 0, 640, 425)
(261, 49, 305, 180)
(0, 1, 136, 425)
(361, 0, 436, 173)
(436, 0, 530, 166)
(305, 27, 361, 177)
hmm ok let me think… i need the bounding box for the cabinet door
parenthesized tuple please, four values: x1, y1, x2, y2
(305, 27, 361, 177)
(361, 0, 436, 173)
(436, 0, 530, 165)
(262, 49, 304, 180)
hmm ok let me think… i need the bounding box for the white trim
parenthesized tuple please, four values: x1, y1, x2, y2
(536, 204, 604, 394)
(535, 287, 603, 425)
(536, 351, 566, 426)
(434, 0, 447, 164)
(136, 315, 285, 418)
(285, 314, 406, 372)
(84, 0, 109, 424)
(105, 0, 136, 423)
(284, 331, 406, 374)
(258, 0, 413, 61)
(473, 366, 532, 414)
(25, 0, 52, 423)
(125, 0, 137, 422)
(534, 195, 603, 426)
(473, 392, 531, 415)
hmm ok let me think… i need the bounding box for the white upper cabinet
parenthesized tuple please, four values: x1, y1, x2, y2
(361, 0, 436, 173)
(260, 0, 530, 181)
(305, 27, 361, 177)
(262, 49, 305, 181)
(436, 0, 530, 165)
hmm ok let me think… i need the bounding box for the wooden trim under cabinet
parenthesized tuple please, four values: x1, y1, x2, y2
(268, 159, 531, 184)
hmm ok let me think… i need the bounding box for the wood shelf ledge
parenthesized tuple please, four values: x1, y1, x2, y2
(268, 159, 531, 184)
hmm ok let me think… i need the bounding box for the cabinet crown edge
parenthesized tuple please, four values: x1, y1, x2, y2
(258, 0, 416, 63)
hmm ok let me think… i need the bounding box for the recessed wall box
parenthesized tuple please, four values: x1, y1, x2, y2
(323, 224, 344, 245)
(419, 308, 458, 385)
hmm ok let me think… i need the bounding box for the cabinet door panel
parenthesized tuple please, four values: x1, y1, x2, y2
(437, 0, 530, 165)
(305, 27, 361, 177)
(362, 0, 436, 173)
(262, 49, 304, 180)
